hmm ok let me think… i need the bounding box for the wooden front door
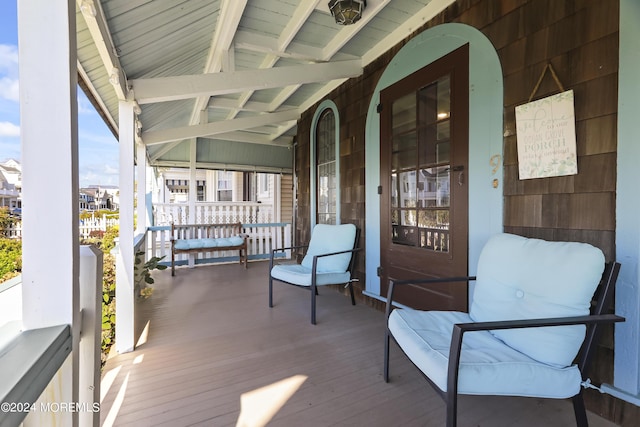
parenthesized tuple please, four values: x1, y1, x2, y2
(380, 44, 469, 311)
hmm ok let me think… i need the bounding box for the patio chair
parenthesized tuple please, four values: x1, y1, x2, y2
(269, 223, 360, 325)
(384, 233, 624, 427)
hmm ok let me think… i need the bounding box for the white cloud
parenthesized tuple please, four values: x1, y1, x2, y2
(77, 93, 95, 114)
(0, 76, 19, 101)
(0, 45, 19, 102)
(79, 162, 119, 187)
(0, 45, 19, 73)
(0, 121, 20, 137)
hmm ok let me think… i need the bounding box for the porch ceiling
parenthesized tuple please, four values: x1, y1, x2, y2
(76, 0, 456, 173)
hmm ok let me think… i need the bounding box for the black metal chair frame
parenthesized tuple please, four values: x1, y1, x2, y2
(269, 227, 360, 325)
(384, 262, 624, 427)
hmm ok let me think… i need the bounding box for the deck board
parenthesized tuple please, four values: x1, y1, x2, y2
(100, 261, 618, 427)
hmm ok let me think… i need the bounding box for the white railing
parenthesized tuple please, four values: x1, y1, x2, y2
(79, 215, 119, 239)
(0, 275, 22, 329)
(147, 222, 292, 267)
(154, 202, 274, 226)
(1, 221, 22, 238)
(2, 215, 119, 239)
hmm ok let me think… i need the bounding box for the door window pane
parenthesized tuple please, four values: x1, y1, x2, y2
(390, 76, 451, 252)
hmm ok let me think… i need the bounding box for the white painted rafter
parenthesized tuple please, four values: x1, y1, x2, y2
(208, 98, 296, 113)
(76, 0, 127, 100)
(205, 131, 293, 146)
(261, 0, 390, 115)
(142, 109, 299, 145)
(320, 0, 391, 60)
(131, 60, 362, 104)
(152, 160, 292, 174)
(188, 0, 248, 125)
(225, 1, 323, 121)
(233, 31, 359, 63)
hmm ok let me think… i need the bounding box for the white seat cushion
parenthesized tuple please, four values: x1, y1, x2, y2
(174, 236, 244, 250)
(388, 309, 582, 398)
(271, 264, 351, 287)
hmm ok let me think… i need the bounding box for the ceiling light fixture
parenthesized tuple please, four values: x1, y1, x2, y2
(328, 0, 366, 25)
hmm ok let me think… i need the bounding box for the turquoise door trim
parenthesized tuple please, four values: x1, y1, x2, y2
(365, 23, 504, 298)
(310, 100, 341, 227)
(606, 0, 640, 401)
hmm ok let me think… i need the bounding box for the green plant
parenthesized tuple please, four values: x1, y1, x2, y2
(101, 225, 119, 253)
(0, 207, 16, 239)
(0, 237, 21, 281)
(134, 250, 166, 291)
(101, 253, 116, 366)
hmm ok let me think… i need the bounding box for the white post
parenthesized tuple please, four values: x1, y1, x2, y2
(275, 174, 282, 223)
(116, 100, 136, 353)
(206, 170, 216, 202)
(187, 140, 197, 268)
(18, 1, 79, 426)
(79, 246, 102, 427)
(136, 142, 147, 233)
(188, 139, 197, 224)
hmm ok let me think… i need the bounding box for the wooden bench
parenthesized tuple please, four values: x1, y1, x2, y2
(170, 222, 247, 276)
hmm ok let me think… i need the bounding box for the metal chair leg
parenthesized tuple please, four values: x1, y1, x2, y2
(572, 393, 589, 427)
(446, 391, 458, 427)
(384, 330, 390, 382)
(348, 282, 355, 305)
(311, 283, 317, 325)
(268, 276, 273, 307)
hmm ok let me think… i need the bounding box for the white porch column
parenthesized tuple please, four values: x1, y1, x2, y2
(136, 142, 147, 233)
(116, 100, 136, 353)
(188, 139, 197, 223)
(275, 174, 282, 223)
(18, 0, 79, 425)
(206, 170, 216, 201)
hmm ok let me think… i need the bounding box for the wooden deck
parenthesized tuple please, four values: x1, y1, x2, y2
(100, 261, 618, 427)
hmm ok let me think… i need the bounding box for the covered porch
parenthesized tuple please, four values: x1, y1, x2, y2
(99, 261, 617, 427)
(6, 0, 640, 426)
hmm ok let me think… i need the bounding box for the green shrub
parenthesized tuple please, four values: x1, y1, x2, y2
(0, 237, 21, 280)
(80, 210, 119, 221)
(101, 225, 119, 253)
(101, 253, 116, 366)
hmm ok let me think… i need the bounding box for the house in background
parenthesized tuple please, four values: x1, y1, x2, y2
(79, 185, 119, 211)
(0, 159, 22, 213)
(155, 167, 292, 224)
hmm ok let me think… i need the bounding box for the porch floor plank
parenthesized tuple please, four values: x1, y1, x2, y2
(100, 261, 618, 427)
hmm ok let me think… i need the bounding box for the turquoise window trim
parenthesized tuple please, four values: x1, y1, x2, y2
(365, 23, 504, 297)
(310, 100, 341, 227)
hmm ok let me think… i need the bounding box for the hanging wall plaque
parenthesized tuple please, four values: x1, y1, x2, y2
(515, 90, 577, 180)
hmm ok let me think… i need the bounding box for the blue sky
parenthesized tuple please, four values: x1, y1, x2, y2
(0, 2, 119, 187)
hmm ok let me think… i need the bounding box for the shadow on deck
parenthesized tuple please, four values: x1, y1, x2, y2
(100, 261, 617, 427)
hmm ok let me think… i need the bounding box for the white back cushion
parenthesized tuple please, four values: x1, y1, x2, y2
(301, 224, 356, 273)
(469, 233, 605, 367)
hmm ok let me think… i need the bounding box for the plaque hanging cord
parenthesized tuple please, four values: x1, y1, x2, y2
(528, 63, 566, 102)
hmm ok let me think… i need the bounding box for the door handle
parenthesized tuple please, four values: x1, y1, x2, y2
(453, 165, 464, 186)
